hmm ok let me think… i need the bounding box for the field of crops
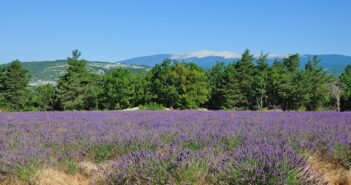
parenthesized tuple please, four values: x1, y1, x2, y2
(0, 111, 351, 184)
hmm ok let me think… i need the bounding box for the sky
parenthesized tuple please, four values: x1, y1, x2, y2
(0, 0, 350, 63)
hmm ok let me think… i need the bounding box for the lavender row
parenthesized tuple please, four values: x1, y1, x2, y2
(0, 111, 350, 184)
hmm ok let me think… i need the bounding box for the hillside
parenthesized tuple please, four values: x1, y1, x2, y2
(0, 60, 149, 86)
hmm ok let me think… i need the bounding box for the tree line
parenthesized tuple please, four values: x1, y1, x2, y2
(1, 49, 351, 112)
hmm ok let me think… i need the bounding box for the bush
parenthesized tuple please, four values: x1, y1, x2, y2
(13, 162, 38, 182)
(139, 103, 165, 110)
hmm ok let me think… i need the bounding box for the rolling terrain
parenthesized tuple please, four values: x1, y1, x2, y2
(0, 60, 149, 86)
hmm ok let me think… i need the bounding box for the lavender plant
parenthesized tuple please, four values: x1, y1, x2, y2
(0, 111, 350, 184)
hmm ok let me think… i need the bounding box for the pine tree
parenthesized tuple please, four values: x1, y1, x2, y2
(234, 49, 256, 109)
(221, 63, 245, 109)
(33, 84, 57, 111)
(207, 62, 226, 110)
(302, 56, 330, 110)
(253, 53, 269, 109)
(0, 60, 30, 111)
(268, 55, 304, 111)
(56, 50, 100, 110)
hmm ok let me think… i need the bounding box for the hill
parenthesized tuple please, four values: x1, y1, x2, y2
(0, 60, 149, 86)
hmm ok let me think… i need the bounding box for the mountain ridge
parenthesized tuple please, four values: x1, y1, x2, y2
(118, 52, 351, 75)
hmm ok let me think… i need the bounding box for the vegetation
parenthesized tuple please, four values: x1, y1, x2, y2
(1, 49, 351, 111)
(1, 111, 351, 184)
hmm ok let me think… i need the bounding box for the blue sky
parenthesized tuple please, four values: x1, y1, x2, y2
(0, 0, 350, 63)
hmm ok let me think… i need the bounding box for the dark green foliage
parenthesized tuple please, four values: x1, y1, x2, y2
(130, 72, 151, 107)
(170, 62, 209, 109)
(234, 49, 256, 109)
(301, 56, 330, 110)
(139, 102, 165, 110)
(253, 53, 270, 109)
(206, 62, 226, 109)
(148, 60, 209, 109)
(32, 84, 57, 111)
(148, 59, 176, 108)
(0, 60, 31, 111)
(209, 50, 257, 110)
(56, 50, 101, 110)
(100, 69, 134, 110)
(268, 55, 304, 110)
(340, 65, 351, 111)
(0, 49, 348, 112)
(221, 62, 245, 109)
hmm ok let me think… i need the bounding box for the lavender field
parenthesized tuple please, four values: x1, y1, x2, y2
(1, 111, 351, 184)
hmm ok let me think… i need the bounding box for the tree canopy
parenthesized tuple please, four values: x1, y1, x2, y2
(1, 49, 350, 112)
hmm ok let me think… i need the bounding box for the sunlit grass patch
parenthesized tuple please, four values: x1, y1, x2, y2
(12, 162, 38, 183)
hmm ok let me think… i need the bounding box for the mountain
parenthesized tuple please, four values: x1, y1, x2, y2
(119, 54, 172, 67)
(119, 51, 351, 76)
(0, 60, 149, 86)
(300, 54, 351, 76)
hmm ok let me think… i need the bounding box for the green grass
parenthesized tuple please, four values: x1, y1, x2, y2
(160, 133, 174, 144)
(176, 160, 208, 184)
(220, 135, 242, 150)
(87, 141, 158, 163)
(13, 162, 38, 182)
(333, 144, 351, 167)
(182, 140, 204, 151)
(64, 159, 78, 175)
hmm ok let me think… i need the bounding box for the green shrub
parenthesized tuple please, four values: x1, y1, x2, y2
(64, 159, 77, 174)
(13, 162, 38, 182)
(182, 140, 204, 151)
(88, 144, 116, 163)
(139, 103, 165, 110)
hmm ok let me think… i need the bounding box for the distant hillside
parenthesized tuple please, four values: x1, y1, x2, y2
(119, 52, 351, 76)
(0, 60, 149, 86)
